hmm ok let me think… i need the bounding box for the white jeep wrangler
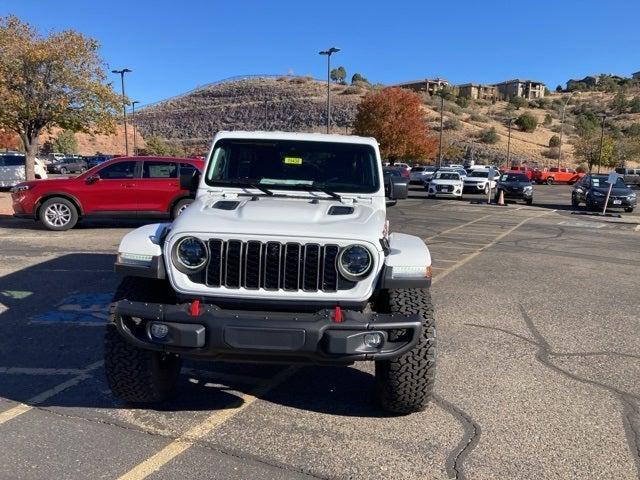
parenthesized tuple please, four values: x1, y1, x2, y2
(105, 131, 435, 413)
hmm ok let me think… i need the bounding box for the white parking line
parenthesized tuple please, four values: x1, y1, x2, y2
(0, 361, 103, 426)
(117, 366, 297, 480)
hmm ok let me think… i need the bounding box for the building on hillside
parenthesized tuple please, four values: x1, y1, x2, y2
(633, 71, 640, 80)
(566, 75, 600, 90)
(394, 78, 450, 95)
(457, 83, 498, 101)
(494, 79, 546, 100)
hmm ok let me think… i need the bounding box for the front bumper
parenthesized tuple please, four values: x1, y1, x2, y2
(499, 188, 533, 199)
(463, 182, 487, 192)
(589, 196, 636, 208)
(112, 300, 423, 364)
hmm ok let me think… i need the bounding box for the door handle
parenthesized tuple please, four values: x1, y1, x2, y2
(121, 184, 136, 188)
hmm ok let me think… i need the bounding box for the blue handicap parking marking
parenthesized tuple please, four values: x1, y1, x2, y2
(30, 293, 112, 325)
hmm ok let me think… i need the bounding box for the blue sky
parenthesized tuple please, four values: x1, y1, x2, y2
(2, 0, 639, 105)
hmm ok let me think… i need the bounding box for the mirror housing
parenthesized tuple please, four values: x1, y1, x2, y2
(180, 170, 200, 194)
(85, 175, 99, 185)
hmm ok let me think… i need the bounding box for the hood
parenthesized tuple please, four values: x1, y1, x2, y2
(499, 181, 531, 187)
(465, 177, 489, 183)
(592, 186, 633, 196)
(170, 194, 386, 242)
(431, 178, 462, 186)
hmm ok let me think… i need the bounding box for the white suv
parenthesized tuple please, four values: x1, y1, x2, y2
(105, 132, 436, 414)
(0, 153, 48, 187)
(463, 168, 496, 194)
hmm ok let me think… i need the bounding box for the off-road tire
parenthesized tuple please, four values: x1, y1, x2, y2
(374, 288, 436, 414)
(104, 277, 181, 403)
(171, 198, 193, 219)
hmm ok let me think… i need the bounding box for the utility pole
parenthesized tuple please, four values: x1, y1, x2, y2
(319, 47, 340, 134)
(558, 90, 579, 168)
(131, 100, 139, 156)
(506, 117, 513, 169)
(597, 114, 606, 174)
(112, 68, 132, 155)
(264, 98, 268, 130)
(438, 94, 444, 166)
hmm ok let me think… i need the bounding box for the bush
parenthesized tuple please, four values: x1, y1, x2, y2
(443, 117, 461, 130)
(351, 73, 369, 85)
(610, 91, 628, 114)
(469, 112, 488, 123)
(624, 123, 640, 137)
(509, 96, 528, 110)
(548, 135, 561, 148)
(341, 85, 363, 95)
(479, 127, 499, 144)
(543, 113, 553, 126)
(515, 113, 538, 132)
(629, 96, 640, 113)
(445, 102, 462, 116)
(455, 96, 469, 108)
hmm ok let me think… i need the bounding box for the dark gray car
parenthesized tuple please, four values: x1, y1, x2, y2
(495, 172, 534, 204)
(572, 174, 636, 213)
(47, 157, 87, 174)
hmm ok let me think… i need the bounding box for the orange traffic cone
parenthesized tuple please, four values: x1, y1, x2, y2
(497, 189, 505, 206)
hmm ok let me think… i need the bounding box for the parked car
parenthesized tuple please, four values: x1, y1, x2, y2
(572, 174, 636, 213)
(47, 157, 88, 174)
(409, 165, 437, 184)
(463, 168, 496, 194)
(508, 165, 536, 181)
(84, 155, 114, 169)
(11, 156, 204, 230)
(535, 167, 583, 185)
(0, 153, 48, 188)
(383, 167, 409, 199)
(426, 171, 463, 199)
(44, 152, 66, 165)
(614, 167, 640, 189)
(392, 162, 411, 173)
(495, 172, 533, 205)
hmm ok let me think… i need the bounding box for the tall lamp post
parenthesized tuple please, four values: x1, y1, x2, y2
(112, 68, 132, 155)
(506, 117, 514, 169)
(319, 47, 340, 134)
(131, 100, 139, 156)
(438, 94, 444, 167)
(558, 90, 579, 168)
(597, 114, 606, 174)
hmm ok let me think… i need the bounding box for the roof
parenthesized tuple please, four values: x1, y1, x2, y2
(494, 79, 546, 86)
(393, 78, 449, 87)
(213, 131, 379, 147)
(457, 83, 497, 88)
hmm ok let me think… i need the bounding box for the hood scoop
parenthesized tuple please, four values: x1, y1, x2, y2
(328, 205, 355, 216)
(212, 200, 241, 211)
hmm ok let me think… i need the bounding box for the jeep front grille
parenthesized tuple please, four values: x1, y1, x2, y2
(204, 240, 353, 292)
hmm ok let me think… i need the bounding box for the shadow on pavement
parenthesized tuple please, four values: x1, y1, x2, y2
(0, 215, 158, 231)
(0, 253, 389, 417)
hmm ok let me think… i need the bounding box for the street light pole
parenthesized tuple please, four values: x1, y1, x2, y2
(112, 68, 132, 156)
(506, 117, 513, 169)
(558, 90, 578, 168)
(131, 100, 139, 156)
(597, 114, 606, 174)
(319, 47, 340, 134)
(438, 94, 444, 167)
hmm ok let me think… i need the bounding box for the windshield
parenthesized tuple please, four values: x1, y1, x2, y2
(435, 172, 460, 180)
(591, 176, 626, 188)
(411, 166, 425, 172)
(501, 174, 529, 182)
(205, 139, 379, 194)
(469, 171, 489, 178)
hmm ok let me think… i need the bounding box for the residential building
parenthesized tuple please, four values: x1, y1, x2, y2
(458, 83, 498, 101)
(394, 78, 450, 95)
(633, 71, 640, 80)
(494, 79, 546, 100)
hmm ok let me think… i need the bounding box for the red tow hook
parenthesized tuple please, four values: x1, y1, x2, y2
(189, 299, 200, 317)
(332, 305, 343, 323)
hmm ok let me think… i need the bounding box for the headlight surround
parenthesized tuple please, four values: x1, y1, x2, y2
(10, 184, 32, 193)
(592, 190, 605, 197)
(172, 236, 208, 273)
(337, 245, 373, 281)
(523, 185, 533, 191)
(628, 193, 637, 200)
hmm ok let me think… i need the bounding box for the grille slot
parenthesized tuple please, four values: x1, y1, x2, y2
(203, 240, 347, 292)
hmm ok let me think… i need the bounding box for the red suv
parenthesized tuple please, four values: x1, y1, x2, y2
(11, 156, 204, 230)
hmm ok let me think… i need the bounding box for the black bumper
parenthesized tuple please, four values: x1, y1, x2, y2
(112, 300, 423, 364)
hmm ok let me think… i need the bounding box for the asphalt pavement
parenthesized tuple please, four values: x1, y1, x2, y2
(0, 184, 638, 480)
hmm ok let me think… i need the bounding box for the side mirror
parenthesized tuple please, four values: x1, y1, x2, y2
(180, 170, 201, 193)
(85, 174, 99, 185)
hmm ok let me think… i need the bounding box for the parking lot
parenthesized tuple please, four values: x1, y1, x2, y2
(0, 184, 639, 480)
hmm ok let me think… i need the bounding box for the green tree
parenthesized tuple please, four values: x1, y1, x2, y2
(555, 85, 563, 92)
(628, 96, 640, 114)
(548, 134, 560, 148)
(53, 130, 78, 154)
(0, 16, 120, 180)
(351, 73, 369, 84)
(479, 127, 499, 144)
(610, 91, 628, 114)
(574, 134, 615, 171)
(143, 136, 184, 157)
(574, 113, 599, 137)
(454, 96, 469, 108)
(509, 96, 528, 110)
(330, 66, 346, 84)
(543, 113, 553, 126)
(515, 113, 538, 132)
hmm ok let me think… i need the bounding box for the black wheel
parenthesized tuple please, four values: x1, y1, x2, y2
(60, 167, 68, 174)
(374, 289, 436, 414)
(171, 198, 193, 219)
(571, 194, 579, 208)
(546, 177, 554, 185)
(104, 277, 181, 403)
(625, 207, 634, 213)
(526, 197, 533, 205)
(39, 197, 78, 231)
(585, 196, 597, 211)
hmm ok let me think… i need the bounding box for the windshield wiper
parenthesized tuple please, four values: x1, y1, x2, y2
(212, 179, 273, 196)
(286, 183, 342, 201)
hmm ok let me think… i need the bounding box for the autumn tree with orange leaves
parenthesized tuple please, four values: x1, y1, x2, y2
(353, 87, 437, 162)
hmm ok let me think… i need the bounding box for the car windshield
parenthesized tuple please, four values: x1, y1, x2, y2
(205, 139, 379, 194)
(469, 171, 489, 178)
(591, 176, 626, 188)
(435, 172, 460, 180)
(411, 166, 425, 172)
(501, 174, 528, 182)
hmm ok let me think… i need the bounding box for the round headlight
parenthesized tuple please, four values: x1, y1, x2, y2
(337, 245, 373, 281)
(174, 237, 208, 272)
